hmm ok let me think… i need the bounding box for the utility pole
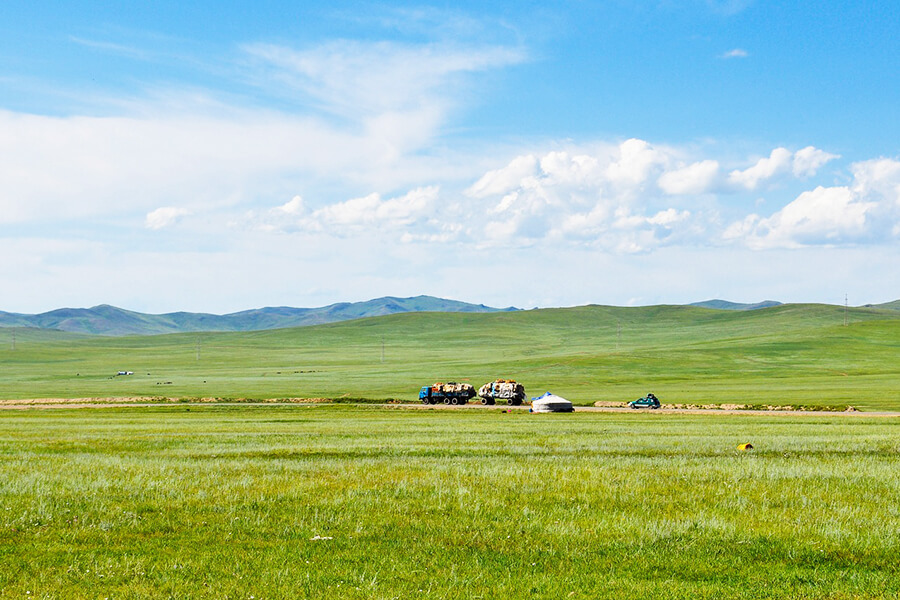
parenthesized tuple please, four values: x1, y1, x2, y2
(381, 335, 385, 363)
(844, 294, 849, 327)
(196, 337, 201, 361)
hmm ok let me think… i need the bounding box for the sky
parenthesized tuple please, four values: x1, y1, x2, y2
(2, 0, 900, 313)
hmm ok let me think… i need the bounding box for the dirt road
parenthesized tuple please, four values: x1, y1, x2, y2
(1, 397, 898, 417)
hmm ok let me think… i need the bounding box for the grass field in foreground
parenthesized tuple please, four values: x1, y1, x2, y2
(1, 405, 898, 599)
(2, 303, 900, 410)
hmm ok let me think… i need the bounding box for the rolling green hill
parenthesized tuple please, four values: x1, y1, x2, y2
(866, 299, 900, 310)
(2, 303, 899, 410)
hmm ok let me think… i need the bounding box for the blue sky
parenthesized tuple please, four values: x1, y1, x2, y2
(2, 0, 899, 313)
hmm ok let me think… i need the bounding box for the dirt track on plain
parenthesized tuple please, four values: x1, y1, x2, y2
(1, 397, 898, 417)
(393, 402, 900, 417)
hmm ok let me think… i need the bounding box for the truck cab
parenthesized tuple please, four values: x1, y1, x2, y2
(419, 386, 433, 403)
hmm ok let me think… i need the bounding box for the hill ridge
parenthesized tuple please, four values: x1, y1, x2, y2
(0, 295, 518, 336)
(689, 299, 783, 311)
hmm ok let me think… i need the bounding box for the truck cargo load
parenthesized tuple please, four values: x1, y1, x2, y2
(478, 379, 526, 406)
(419, 382, 476, 405)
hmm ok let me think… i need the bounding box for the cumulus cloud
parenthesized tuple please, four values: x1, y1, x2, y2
(850, 158, 900, 202)
(728, 147, 793, 190)
(658, 160, 721, 195)
(466, 140, 691, 251)
(458, 140, 850, 251)
(466, 155, 539, 198)
(146, 206, 191, 230)
(725, 186, 873, 248)
(793, 146, 840, 177)
(251, 186, 455, 241)
(276, 196, 305, 215)
(726, 146, 837, 190)
(605, 138, 669, 188)
(725, 157, 900, 248)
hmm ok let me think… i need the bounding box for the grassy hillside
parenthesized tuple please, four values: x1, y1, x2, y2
(867, 299, 900, 310)
(2, 304, 899, 410)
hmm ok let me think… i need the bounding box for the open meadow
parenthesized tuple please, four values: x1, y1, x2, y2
(2, 303, 900, 410)
(3, 304, 900, 597)
(1, 404, 899, 599)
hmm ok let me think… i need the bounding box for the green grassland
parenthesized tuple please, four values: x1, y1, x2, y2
(2, 304, 900, 410)
(1, 405, 898, 599)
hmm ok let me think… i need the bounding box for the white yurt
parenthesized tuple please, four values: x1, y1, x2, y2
(530, 392, 574, 413)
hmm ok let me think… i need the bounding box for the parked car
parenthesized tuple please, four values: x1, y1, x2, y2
(629, 393, 660, 409)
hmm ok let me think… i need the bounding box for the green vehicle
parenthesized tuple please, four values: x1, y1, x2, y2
(629, 393, 660, 409)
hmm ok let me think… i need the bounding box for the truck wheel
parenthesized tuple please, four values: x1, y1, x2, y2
(444, 398, 451, 405)
(422, 397, 429, 405)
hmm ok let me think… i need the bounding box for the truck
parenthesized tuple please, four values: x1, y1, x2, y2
(478, 379, 526, 406)
(419, 382, 477, 405)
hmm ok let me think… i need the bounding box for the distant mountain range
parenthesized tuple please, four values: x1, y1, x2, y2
(692, 299, 900, 311)
(0, 296, 518, 336)
(689, 299, 783, 311)
(3, 296, 898, 337)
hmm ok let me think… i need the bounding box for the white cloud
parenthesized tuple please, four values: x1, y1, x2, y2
(459, 140, 848, 251)
(727, 147, 793, 190)
(648, 208, 691, 226)
(146, 206, 191, 230)
(465, 140, 699, 250)
(0, 109, 398, 224)
(252, 186, 446, 238)
(276, 196, 305, 215)
(539, 151, 603, 186)
(726, 146, 838, 190)
(735, 186, 874, 248)
(466, 155, 539, 198)
(0, 38, 527, 227)
(721, 48, 749, 59)
(850, 158, 900, 202)
(605, 138, 668, 188)
(792, 146, 840, 177)
(658, 159, 721, 195)
(725, 158, 900, 248)
(243, 40, 525, 125)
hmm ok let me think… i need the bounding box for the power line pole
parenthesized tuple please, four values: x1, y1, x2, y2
(196, 337, 201, 361)
(381, 335, 385, 363)
(844, 294, 848, 327)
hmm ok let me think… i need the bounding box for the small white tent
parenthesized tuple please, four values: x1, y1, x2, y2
(530, 392, 574, 413)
